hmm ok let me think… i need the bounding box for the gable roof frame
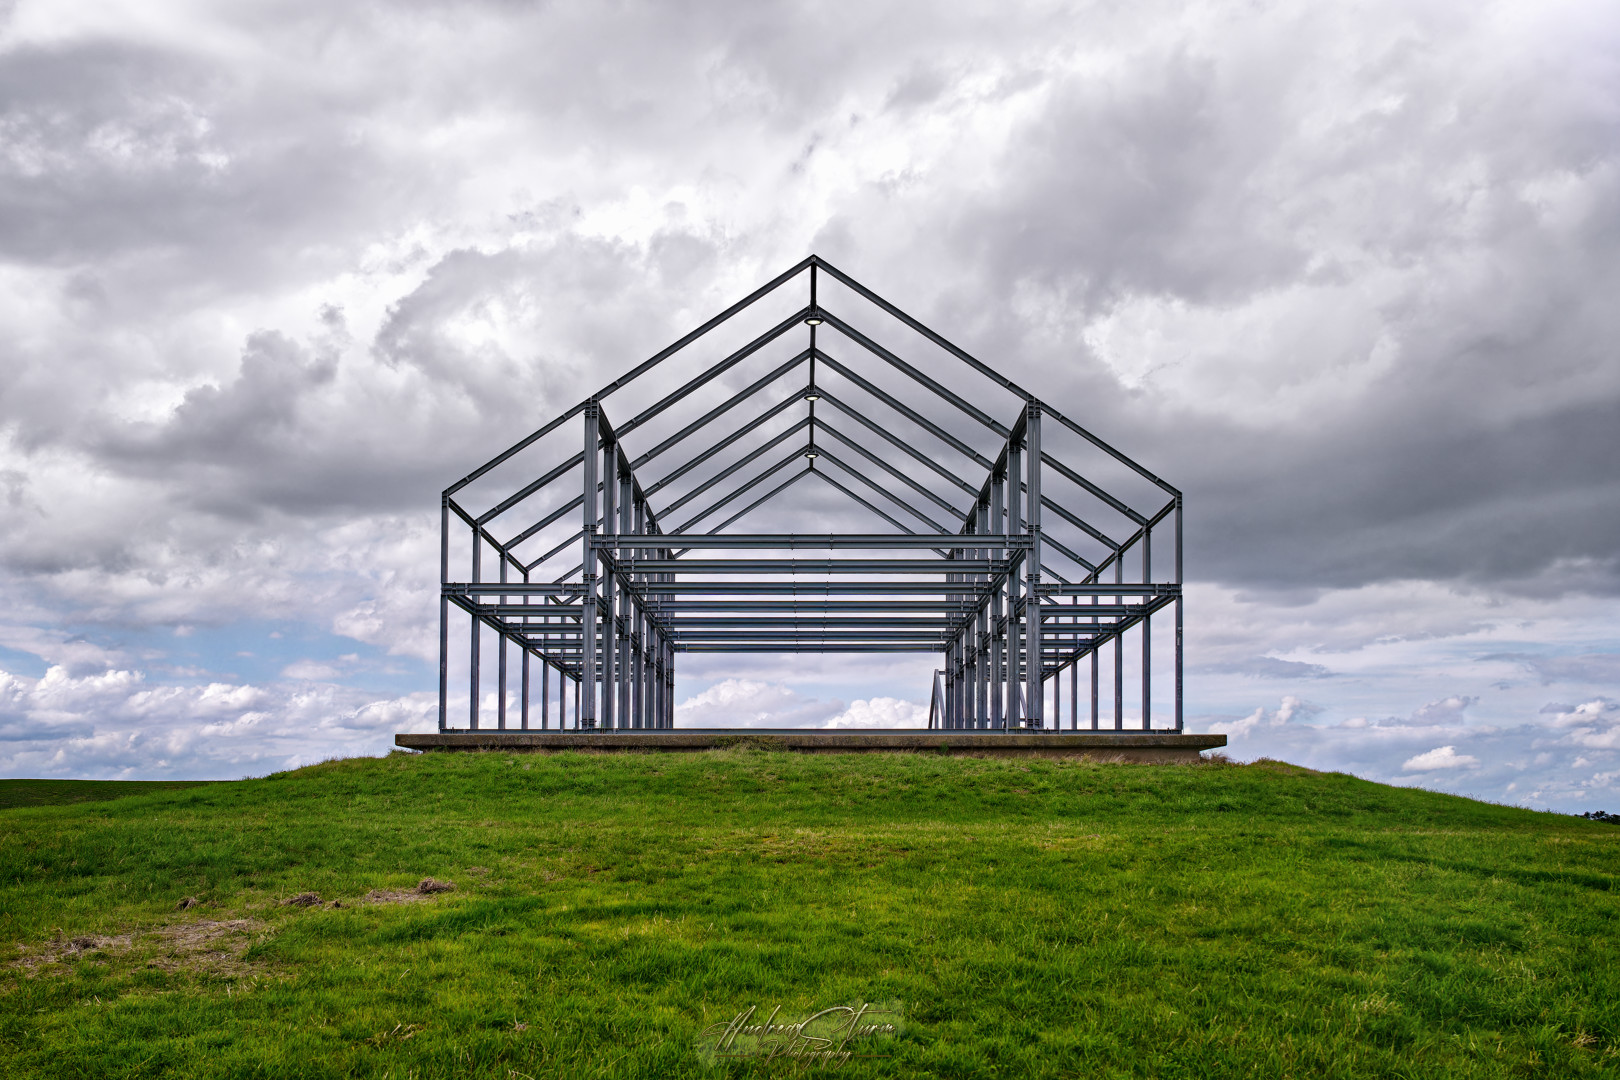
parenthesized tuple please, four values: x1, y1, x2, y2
(437, 256, 1183, 736)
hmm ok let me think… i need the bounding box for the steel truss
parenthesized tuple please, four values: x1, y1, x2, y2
(438, 256, 1183, 732)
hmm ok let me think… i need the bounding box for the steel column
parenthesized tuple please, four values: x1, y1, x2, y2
(1025, 402, 1042, 728)
(580, 405, 599, 729)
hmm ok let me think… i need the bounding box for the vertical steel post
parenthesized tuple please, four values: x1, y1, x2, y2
(438, 494, 449, 732)
(975, 504, 988, 728)
(580, 404, 599, 729)
(656, 547, 666, 728)
(633, 597, 644, 730)
(1005, 439, 1021, 721)
(984, 469, 997, 731)
(1091, 643, 1099, 730)
(497, 555, 508, 731)
(1071, 659, 1078, 730)
(469, 523, 481, 730)
(1025, 402, 1042, 728)
(618, 466, 633, 728)
(1114, 550, 1124, 731)
(520, 569, 530, 731)
(944, 554, 956, 728)
(644, 614, 653, 728)
(1175, 493, 1184, 733)
(657, 638, 666, 729)
(1142, 521, 1151, 732)
(1091, 574, 1099, 730)
(632, 499, 644, 729)
(946, 557, 959, 725)
(602, 438, 618, 730)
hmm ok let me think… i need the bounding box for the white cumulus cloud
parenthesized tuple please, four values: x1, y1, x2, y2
(825, 697, 929, 728)
(1402, 745, 1480, 772)
(672, 678, 842, 729)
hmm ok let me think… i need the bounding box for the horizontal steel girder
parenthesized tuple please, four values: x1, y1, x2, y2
(657, 617, 965, 628)
(593, 581, 1005, 594)
(604, 558, 1007, 575)
(671, 633, 949, 642)
(1039, 584, 1181, 596)
(452, 594, 1155, 621)
(678, 644, 951, 653)
(636, 600, 982, 612)
(596, 533, 1029, 549)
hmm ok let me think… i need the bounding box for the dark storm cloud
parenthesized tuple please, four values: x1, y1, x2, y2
(840, 12, 1620, 595)
(67, 231, 737, 525)
(0, 39, 402, 280)
(5, 0, 1611, 596)
(1183, 395, 1620, 591)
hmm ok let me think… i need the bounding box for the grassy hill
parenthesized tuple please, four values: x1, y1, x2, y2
(0, 750, 1616, 1078)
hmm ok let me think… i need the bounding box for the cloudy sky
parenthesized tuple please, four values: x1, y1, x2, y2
(1, 0, 1616, 811)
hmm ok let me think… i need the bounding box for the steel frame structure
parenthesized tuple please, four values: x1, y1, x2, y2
(438, 256, 1182, 732)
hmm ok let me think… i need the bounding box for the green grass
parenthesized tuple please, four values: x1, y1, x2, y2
(1, 750, 1616, 1078)
(0, 779, 214, 811)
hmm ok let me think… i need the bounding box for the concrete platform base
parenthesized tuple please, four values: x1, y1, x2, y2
(395, 729, 1225, 763)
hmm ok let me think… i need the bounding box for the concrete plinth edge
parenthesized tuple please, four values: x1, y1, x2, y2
(394, 729, 1226, 762)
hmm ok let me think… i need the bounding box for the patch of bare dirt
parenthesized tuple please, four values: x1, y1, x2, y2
(11, 919, 267, 977)
(361, 879, 455, 905)
(361, 888, 424, 905)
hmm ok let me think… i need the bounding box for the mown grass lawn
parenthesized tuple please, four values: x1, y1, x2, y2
(1, 749, 1617, 1078)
